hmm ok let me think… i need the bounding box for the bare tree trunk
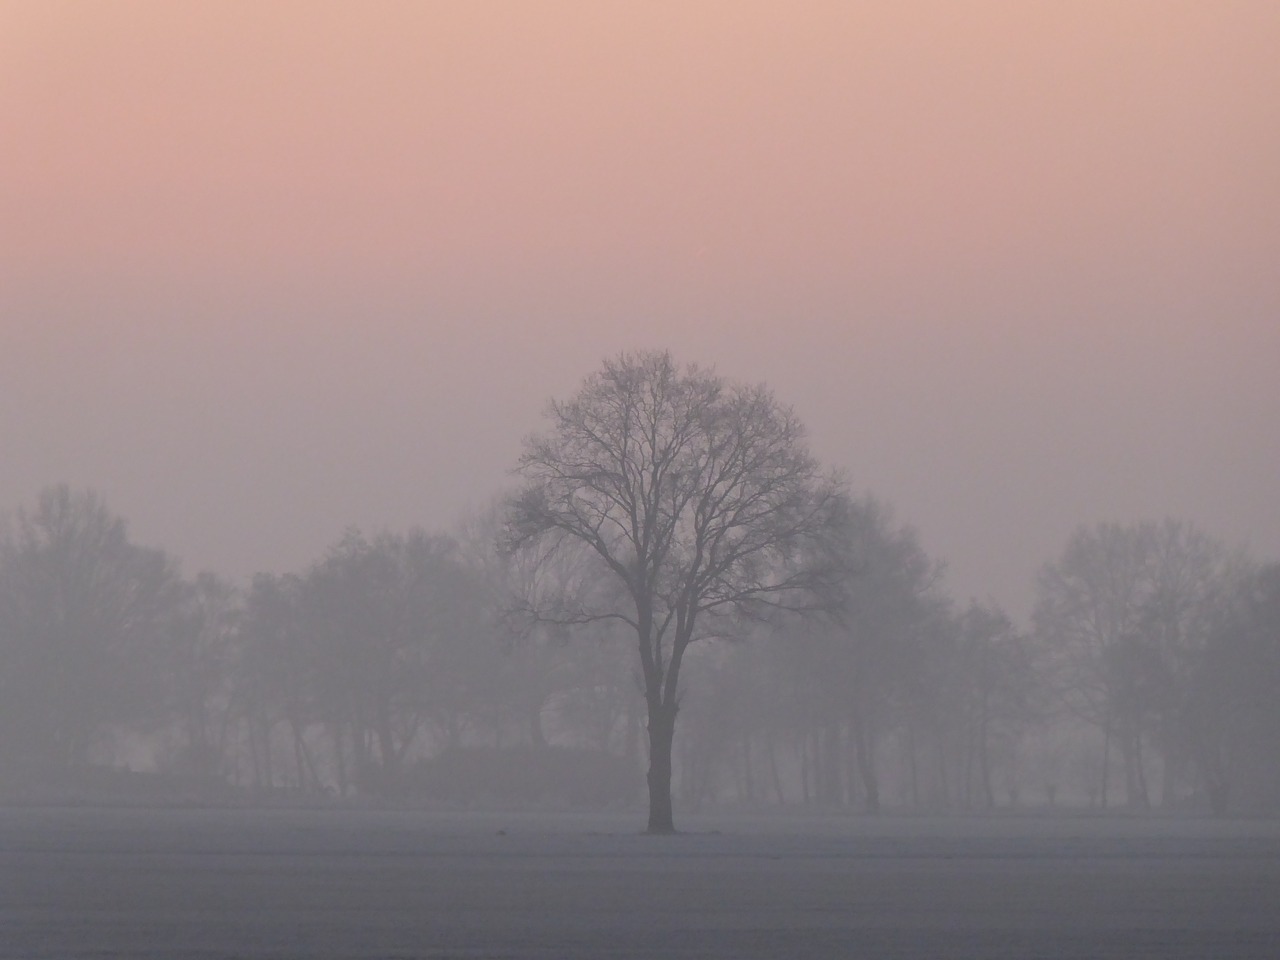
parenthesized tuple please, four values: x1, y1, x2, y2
(844, 720, 859, 809)
(821, 722, 841, 806)
(646, 703, 677, 833)
(960, 723, 973, 809)
(252, 714, 275, 792)
(528, 703, 547, 748)
(292, 727, 309, 791)
(374, 701, 399, 795)
(1130, 732, 1150, 810)
(907, 724, 920, 808)
(809, 729, 822, 804)
(768, 740, 787, 807)
(852, 711, 879, 814)
(799, 735, 811, 805)
(1159, 716, 1180, 808)
(331, 721, 349, 798)
(978, 710, 995, 809)
(1100, 722, 1111, 809)
(246, 715, 263, 792)
(935, 731, 951, 811)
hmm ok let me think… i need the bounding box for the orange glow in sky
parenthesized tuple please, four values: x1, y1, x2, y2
(2, 1, 1277, 614)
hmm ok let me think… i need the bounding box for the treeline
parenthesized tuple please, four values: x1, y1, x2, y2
(679, 515, 1280, 816)
(0, 486, 643, 806)
(2, 483, 1276, 814)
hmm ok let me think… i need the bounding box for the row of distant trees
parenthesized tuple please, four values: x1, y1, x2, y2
(2, 353, 1277, 826)
(678, 515, 1279, 818)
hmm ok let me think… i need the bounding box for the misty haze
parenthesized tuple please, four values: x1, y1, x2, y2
(3, 2, 1279, 959)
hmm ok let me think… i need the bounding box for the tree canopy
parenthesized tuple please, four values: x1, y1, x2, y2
(509, 350, 843, 831)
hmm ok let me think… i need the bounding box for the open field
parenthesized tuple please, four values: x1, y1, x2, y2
(4, 807, 1280, 959)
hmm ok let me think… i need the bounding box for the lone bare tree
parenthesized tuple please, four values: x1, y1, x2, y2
(508, 351, 841, 832)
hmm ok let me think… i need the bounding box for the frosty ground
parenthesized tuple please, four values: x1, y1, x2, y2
(4, 807, 1279, 959)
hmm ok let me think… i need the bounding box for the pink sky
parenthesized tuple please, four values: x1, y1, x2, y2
(3, 1, 1278, 617)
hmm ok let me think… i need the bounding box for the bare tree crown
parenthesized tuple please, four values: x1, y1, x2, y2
(510, 351, 840, 650)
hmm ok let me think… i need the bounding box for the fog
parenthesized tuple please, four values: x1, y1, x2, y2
(3, 2, 1279, 955)
(3, 2, 1278, 620)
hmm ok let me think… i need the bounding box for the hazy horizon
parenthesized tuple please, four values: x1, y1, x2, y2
(3, 1, 1277, 621)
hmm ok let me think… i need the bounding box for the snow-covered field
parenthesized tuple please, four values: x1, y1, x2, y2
(5, 807, 1279, 959)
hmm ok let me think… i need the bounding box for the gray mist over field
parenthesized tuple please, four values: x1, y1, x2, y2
(3, 3, 1280, 956)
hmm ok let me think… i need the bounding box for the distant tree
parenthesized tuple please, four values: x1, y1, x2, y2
(162, 571, 242, 782)
(950, 600, 1037, 809)
(508, 351, 842, 832)
(298, 529, 493, 794)
(1033, 519, 1236, 809)
(1187, 562, 1280, 813)
(0, 485, 183, 778)
(1134, 523, 1244, 808)
(457, 502, 626, 752)
(1035, 522, 1159, 808)
(783, 498, 942, 812)
(236, 572, 313, 793)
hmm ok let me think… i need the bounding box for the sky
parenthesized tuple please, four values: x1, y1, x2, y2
(2, 1, 1277, 621)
